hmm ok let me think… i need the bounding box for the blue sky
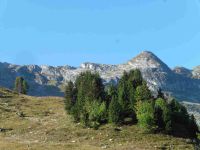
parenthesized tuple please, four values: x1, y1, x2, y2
(0, 0, 200, 68)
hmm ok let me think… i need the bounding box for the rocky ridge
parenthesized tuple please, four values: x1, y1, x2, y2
(0, 51, 200, 102)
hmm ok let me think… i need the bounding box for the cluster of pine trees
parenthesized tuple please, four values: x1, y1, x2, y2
(64, 70, 199, 138)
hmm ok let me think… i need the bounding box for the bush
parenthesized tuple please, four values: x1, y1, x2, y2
(87, 101, 107, 129)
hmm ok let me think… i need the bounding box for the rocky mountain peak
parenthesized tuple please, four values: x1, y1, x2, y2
(127, 51, 171, 72)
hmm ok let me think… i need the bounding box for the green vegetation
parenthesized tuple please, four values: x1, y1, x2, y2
(14, 77, 29, 94)
(64, 70, 199, 139)
(136, 101, 155, 132)
(0, 88, 196, 149)
(109, 95, 121, 124)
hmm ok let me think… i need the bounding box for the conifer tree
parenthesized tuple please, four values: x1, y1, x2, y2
(14, 77, 29, 94)
(188, 115, 199, 138)
(22, 80, 29, 94)
(154, 98, 170, 130)
(157, 88, 165, 99)
(118, 71, 129, 111)
(64, 81, 75, 113)
(109, 95, 121, 124)
(135, 82, 151, 102)
(136, 101, 155, 132)
(71, 71, 106, 126)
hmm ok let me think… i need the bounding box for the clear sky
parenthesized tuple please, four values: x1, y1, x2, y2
(0, 0, 200, 68)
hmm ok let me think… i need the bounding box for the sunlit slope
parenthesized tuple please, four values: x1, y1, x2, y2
(0, 88, 194, 150)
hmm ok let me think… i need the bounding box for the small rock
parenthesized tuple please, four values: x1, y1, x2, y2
(109, 139, 113, 142)
(0, 128, 5, 132)
(114, 128, 121, 132)
(101, 145, 107, 149)
(71, 140, 76, 143)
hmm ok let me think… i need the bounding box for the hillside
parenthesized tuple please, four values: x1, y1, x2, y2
(0, 88, 196, 150)
(0, 51, 200, 102)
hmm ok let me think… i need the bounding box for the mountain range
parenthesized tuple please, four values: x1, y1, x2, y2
(0, 51, 200, 102)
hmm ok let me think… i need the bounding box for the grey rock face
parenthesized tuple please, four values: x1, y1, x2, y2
(173, 67, 192, 78)
(192, 66, 200, 79)
(0, 51, 200, 102)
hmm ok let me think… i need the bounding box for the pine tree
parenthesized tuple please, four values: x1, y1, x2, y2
(71, 71, 106, 127)
(14, 77, 29, 94)
(22, 80, 29, 94)
(64, 81, 75, 113)
(157, 88, 165, 99)
(188, 115, 199, 138)
(109, 95, 121, 124)
(132, 69, 143, 88)
(135, 82, 151, 102)
(154, 98, 169, 130)
(118, 71, 129, 111)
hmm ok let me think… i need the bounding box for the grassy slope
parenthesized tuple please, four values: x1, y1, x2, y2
(0, 88, 195, 150)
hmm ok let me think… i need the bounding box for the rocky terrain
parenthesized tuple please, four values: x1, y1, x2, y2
(0, 51, 200, 102)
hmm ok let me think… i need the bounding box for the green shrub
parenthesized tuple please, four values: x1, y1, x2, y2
(87, 101, 107, 129)
(137, 101, 155, 132)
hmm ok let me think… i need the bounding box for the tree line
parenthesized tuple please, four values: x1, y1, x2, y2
(64, 70, 198, 138)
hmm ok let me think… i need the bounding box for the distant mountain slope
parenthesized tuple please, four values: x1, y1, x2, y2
(0, 51, 200, 102)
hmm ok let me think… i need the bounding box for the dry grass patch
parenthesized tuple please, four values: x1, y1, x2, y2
(0, 89, 195, 150)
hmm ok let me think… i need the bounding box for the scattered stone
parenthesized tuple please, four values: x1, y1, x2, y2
(16, 112, 25, 118)
(114, 128, 121, 132)
(0, 128, 13, 132)
(185, 139, 192, 144)
(101, 145, 108, 149)
(0, 128, 6, 132)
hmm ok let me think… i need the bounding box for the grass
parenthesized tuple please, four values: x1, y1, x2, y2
(0, 88, 196, 150)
